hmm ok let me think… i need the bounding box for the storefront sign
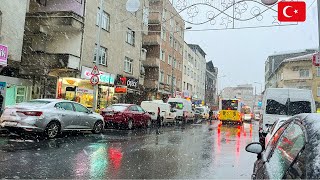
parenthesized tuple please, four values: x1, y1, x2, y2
(81, 66, 115, 84)
(0, 44, 8, 66)
(115, 75, 139, 89)
(114, 85, 127, 94)
(76, 87, 94, 94)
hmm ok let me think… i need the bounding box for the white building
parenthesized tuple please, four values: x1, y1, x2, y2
(182, 43, 206, 103)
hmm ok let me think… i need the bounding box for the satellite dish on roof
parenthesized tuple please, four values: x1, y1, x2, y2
(126, 0, 140, 13)
(261, 0, 278, 5)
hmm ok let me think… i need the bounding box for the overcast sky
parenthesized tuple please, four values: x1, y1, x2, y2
(180, 0, 318, 93)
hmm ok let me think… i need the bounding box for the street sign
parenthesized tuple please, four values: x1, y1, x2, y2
(91, 65, 100, 75)
(313, 53, 320, 66)
(258, 101, 262, 107)
(90, 75, 99, 85)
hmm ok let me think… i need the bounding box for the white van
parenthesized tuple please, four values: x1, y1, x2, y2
(167, 98, 195, 123)
(195, 106, 209, 120)
(259, 88, 316, 144)
(140, 101, 176, 125)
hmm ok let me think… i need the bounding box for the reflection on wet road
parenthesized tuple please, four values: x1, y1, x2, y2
(0, 121, 259, 179)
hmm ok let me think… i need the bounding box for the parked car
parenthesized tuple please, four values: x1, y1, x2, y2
(140, 101, 176, 125)
(0, 99, 105, 138)
(167, 98, 195, 123)
(259, 88, 316, 146)
(246, 113, 320, 179)
(101, 104, 152, 129)
(264, 117, 289, 148)
(254, 110, 262, 120)
(195, 106, 209, 120)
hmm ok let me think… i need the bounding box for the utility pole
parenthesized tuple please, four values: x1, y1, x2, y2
(92, 0, 103, 112)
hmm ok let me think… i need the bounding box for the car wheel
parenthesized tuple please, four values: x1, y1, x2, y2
(45, 121, 60, 139)
(128, 119, 134, 130)
(147, 118, 152, 128)
(92, 120, 104, 134)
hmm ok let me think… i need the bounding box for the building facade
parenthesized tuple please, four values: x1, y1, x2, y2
(265, 49, 316, 89)
(143, 0, 185, 102)
(221, 84, 254, 109)
(265, 53, 320, 107)
(21, 0, 149, 109)
(205, 61, 218, 106)
(182, 43, 207, 103)
(0, 0, 32, 108)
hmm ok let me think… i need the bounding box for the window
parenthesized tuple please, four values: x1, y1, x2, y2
(184, 65, 186, 74)
(167, 75, 171, 84)
(318, 87, 320, 96)
(73, 103, 89, 113)
(267, 123, 305, 179)
(96, 10, 110, 31)
(299, 69, 309, 78)
(187, 68, 190, 76)
(162, 9, 167, 20)
(174, 40, 177, 50)
(124, 57, 133, 74)
(129, 106, 138, 112)
(126, 28, 135, 46)
(161, 28, 166, 41)
(173, 76, 176, 86)
(137, 106, 145, 112)
(160, 71, 164, 83)
(317, 67, 320, 77)
(94, 46, 107, 65)
(169, 35, 173, 47)
(55, 102, 74, 111)
(183, 82, 186, 89)
(168, 55, 172, 65)
(160, 50, 165, 61)
(16, 86, 26, 103)
(266, 99, 311, 116)
(173, 59, 176, 68)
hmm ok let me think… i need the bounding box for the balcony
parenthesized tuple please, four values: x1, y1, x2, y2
(25, 11, 84, 34)
(20, 53, 80, 76)
(149, 12, 161, 24)
(143, 57, 160, 68)
(143, 34, 161, 46)
(144, 79, 159, 90)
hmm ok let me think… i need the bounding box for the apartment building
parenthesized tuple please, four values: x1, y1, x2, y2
(21, 0, 148, 109)
(143, 0, 185, 102)
(205, 60, 218, 106)
(182, 43, 207, 104)
(0, 0, 32, 108)
(266, 53, 320, 106)
(265, 49, 317, 89)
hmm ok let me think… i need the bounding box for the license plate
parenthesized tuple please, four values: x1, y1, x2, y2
(2, 121, 18, 127)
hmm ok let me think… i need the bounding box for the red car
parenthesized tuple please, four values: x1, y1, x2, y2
(101, 104, 152, 129)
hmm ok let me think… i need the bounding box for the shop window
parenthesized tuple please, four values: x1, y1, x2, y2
(126, 28, 135, 46)
(96, 10, 110, 31)
(94, 46, 107, 66)
(16, 86, 26, 103)
(124, 57, 133, 74)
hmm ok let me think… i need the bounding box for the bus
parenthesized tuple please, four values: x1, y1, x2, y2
(218, 98, 242, 124)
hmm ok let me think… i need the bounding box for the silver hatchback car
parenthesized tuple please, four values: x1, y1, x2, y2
(0, 99, 105, 138)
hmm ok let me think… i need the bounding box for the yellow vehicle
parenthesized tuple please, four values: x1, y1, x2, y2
(218, 98, 242, 124)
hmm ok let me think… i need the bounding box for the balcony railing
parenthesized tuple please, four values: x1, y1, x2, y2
(143, 34, 161, 46)
(143, 57, 160, 67)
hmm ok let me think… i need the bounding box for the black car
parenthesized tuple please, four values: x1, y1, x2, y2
(246, 113, 320, 179)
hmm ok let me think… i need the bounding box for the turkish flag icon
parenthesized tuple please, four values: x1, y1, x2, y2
(278, 1, 306, 22)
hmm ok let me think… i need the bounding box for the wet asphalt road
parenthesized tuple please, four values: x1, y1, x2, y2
(0, 120, 259, 179)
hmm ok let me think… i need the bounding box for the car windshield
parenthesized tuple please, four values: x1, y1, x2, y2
(266, 99, 311, 115)
(168, 102, 184, 110)
(1, 0, 319, 179)
(222, 100, 238, 110)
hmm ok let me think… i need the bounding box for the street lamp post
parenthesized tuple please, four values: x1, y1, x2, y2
(253, 82, 263, 110)
(171, 26, 192, 97)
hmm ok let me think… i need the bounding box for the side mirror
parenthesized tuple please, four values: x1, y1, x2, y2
(245, 142, 263, 154)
